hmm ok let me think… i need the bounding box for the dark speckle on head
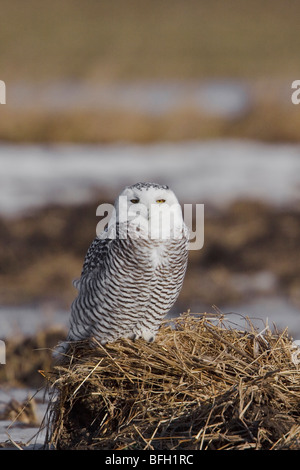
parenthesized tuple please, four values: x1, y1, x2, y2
(128, 182, 169, 191)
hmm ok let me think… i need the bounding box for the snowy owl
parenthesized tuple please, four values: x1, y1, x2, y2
(56, 182, 189, 356)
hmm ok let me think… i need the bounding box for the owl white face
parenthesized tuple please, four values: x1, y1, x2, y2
(113, 183, 184, 239)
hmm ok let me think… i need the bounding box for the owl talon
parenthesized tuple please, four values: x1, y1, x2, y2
(141, 330, 155, 343)
(127, 333, 137, 341)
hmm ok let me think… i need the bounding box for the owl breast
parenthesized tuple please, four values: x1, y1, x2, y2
(65, 232, 188, 348)
(150, 244, 167, 268)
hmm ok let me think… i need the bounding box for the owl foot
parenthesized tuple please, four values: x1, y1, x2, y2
(141, 330, 155, 343)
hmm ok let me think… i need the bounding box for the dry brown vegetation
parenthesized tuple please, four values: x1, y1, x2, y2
(1, 95, 300, 144)
(0, 396, 39, 426)
(0, 107, 228, 144)
(0, 327, 66, 388)
(44, 313, 300, 450)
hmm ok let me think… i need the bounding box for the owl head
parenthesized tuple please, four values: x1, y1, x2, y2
(110, 182, 185, 239)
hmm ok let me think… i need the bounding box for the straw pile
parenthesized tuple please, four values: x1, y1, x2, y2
(45, 313, 300, 450)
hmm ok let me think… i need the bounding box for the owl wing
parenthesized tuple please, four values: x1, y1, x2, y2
(71, 234, 112, 291)
(76, 221, 125, 285)
(81, 236, 112, 277)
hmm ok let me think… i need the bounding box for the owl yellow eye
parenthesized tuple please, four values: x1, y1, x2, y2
(156, 199, 166, 203)
(130, 198, 139, 204)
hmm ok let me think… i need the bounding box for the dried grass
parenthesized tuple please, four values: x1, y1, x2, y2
(0, 397, 39, 426)
(0, 326, 67, 388)
(44, 312, 300, 450)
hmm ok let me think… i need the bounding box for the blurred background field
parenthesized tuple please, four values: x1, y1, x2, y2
(1, 0, 300, 143)
(1, 0, 299, 81)
(0, 0, 300, 448)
